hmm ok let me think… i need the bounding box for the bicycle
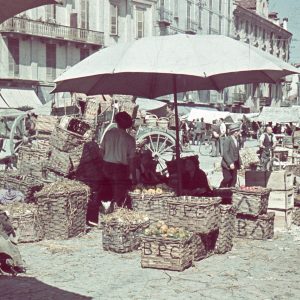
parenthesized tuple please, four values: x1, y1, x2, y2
(257, 148, 281, 171)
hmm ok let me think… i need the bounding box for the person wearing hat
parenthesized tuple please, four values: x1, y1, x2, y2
(219, 123, 242, 188)
(100, 111, 136, 208)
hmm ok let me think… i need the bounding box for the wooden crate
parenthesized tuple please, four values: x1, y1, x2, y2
(268, 189, 294, 210)
(141, 235, 194, 272)
(245, 170, 294, 190)
(167, 196, 221, 234)
(235, 212, 275, 240)
(284, 164, 300, 177)
(268, 209, 293, 230)
(232, 188, 270, 217)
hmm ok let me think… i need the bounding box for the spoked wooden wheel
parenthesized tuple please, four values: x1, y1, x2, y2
(137, 131, 176, 173)
(9, 114, 35, 155)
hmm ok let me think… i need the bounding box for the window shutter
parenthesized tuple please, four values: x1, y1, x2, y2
(110, 4, 118, 35)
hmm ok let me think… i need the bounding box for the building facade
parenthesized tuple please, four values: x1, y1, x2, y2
(231, 0, 293, 111)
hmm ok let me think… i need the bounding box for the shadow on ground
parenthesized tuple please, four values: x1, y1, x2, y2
(0, 276, 91, 300)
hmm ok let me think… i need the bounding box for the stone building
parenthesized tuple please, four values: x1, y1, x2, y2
(231, 0, 293, 111)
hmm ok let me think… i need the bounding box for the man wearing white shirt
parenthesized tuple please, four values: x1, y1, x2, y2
(219, 118, 227, 156)
(259, 126, 277, 171)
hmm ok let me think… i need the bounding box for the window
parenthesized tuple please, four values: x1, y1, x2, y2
(45, 4, 56, 21)
(46, 44, 56, 81)
(136, 9, 144, 39)
(219, 0, 222, 14)
(110, 4, 118, 35)
(174, 0, 178, 18)
(262, 29, 266, 42)
(8, 38, 19, 77)
(80, 0, 89, 29)
(187, 1, 191, 28)
(80, 49, 90, 61)
(219, 16, 222, 34)
(277, 36, 281, 48)
(270, 32, 274, 48)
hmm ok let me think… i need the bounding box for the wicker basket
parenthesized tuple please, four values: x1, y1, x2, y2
(102, 221, 149, 253)
(17, 145, 49, 178)
(232, 188, 270, 217)
(35, 115, 58, 134)
(157, 117, 169, 129)
(50, 125, 91, 152)
(145, 114, 158, 127)
(192, 230, 219, 260)
(35, 179, 90, 240)
(0, 171, 44, 203)
(1, 203, 43, 243)
(292, 207, 300, 226)
(130, 192, 175, 223)
(141, 234, 194, 271)
(215, 205, 237, 254)
(235, 212, 275, 240)
(167, 196, 221, 234)
(47, 148, 72, 176)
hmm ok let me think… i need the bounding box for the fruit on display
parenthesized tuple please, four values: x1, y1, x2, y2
(238, 186, 268, 193)
(143, 221, 190, 239)
(132, 184, 173, 195)
(102, 208, 149, 226)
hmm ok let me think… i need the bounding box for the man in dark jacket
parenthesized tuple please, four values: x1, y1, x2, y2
(220, 123, 242, 188)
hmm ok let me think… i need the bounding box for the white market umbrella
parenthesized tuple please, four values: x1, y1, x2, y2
(0, 0, 61, 24)
(53, 34, 299, 194)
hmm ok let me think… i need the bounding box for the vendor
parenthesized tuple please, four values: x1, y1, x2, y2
(100, 111, 136, 208)
(182, 158, 212, 196)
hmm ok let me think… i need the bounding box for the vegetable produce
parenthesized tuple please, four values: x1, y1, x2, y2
(238, 186, 268, 193)
(102, 208, 149, 226)
(143, 221, 190, 239)
(132, 184, 174, 195)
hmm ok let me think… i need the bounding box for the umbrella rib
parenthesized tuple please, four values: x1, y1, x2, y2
(261, 71, 277, 84)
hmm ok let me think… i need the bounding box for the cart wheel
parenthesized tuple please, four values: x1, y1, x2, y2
(9, 114, 28, 155)
(137, 131, 176, 173)
(199, 141, 213, 156)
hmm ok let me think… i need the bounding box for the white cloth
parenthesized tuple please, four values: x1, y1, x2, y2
(100, 127, 136, 165)
(231, 136, 238, 148)
(220, 122, 226, 135)
(259, 133, 277, 144)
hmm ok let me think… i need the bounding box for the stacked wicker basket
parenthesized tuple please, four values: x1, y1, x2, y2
(233, 187, 274, 240)
(47, 117, 92, 177)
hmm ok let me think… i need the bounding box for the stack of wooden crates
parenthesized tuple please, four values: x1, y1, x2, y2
(245, 170, 294, 229)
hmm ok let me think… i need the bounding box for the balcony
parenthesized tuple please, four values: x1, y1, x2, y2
(186, 18, 197, 34)
(157, 7, 173, 26)
(0, 17, 104, 47)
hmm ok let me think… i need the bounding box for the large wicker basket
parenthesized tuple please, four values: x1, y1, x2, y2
(192, 230, 219, 260)
(292, 207, 300, 226)
(141, 234, 194, 271)
(1, 203, 43, 243)
(0, 171, 44, 203)
(35, 180, 90, 240)
(17, 145, 49, 178)
(215, 205, 237, 254)
(235, 212, 275, 240)
(167, 196, 221, 234)
(47, 148, 72, 176)
(130, 191, 175, 223)
(50, 124, 92, 152)
(35, 115, 58, 134)
(102, 221, 149, 253)
(232, 188, 270, 217)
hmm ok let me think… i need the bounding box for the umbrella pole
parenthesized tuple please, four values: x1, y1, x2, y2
(173, 75, 182, 196)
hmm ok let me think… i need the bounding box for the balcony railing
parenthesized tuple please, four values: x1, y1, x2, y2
(157, 7, 173, 25)
(186, 18, 197, 34)
(0, 17, 104, 46)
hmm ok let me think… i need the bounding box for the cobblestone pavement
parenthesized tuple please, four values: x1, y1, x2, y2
(0, 226, 299, 300)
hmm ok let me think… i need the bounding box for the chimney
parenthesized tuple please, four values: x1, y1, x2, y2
(283, 17, 288, 30)
(274, 18, 280, 26)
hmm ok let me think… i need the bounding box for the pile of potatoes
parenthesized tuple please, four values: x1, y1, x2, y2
(133, 184, 173, 195)
(144, 221, 190, 239)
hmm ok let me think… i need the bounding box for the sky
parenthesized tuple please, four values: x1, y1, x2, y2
(269, 0, 300, 63)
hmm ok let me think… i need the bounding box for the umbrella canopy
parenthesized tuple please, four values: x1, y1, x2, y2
(54, 34, 299, 97)
(0, 0, 60, 24)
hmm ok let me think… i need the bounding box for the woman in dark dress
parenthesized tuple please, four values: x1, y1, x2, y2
(182, 158, 212, 196)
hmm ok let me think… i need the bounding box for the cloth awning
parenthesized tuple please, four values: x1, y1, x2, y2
(187, 108, 229, 124)
(255, 107, 300, 123)
(0, 88, 42, 109)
